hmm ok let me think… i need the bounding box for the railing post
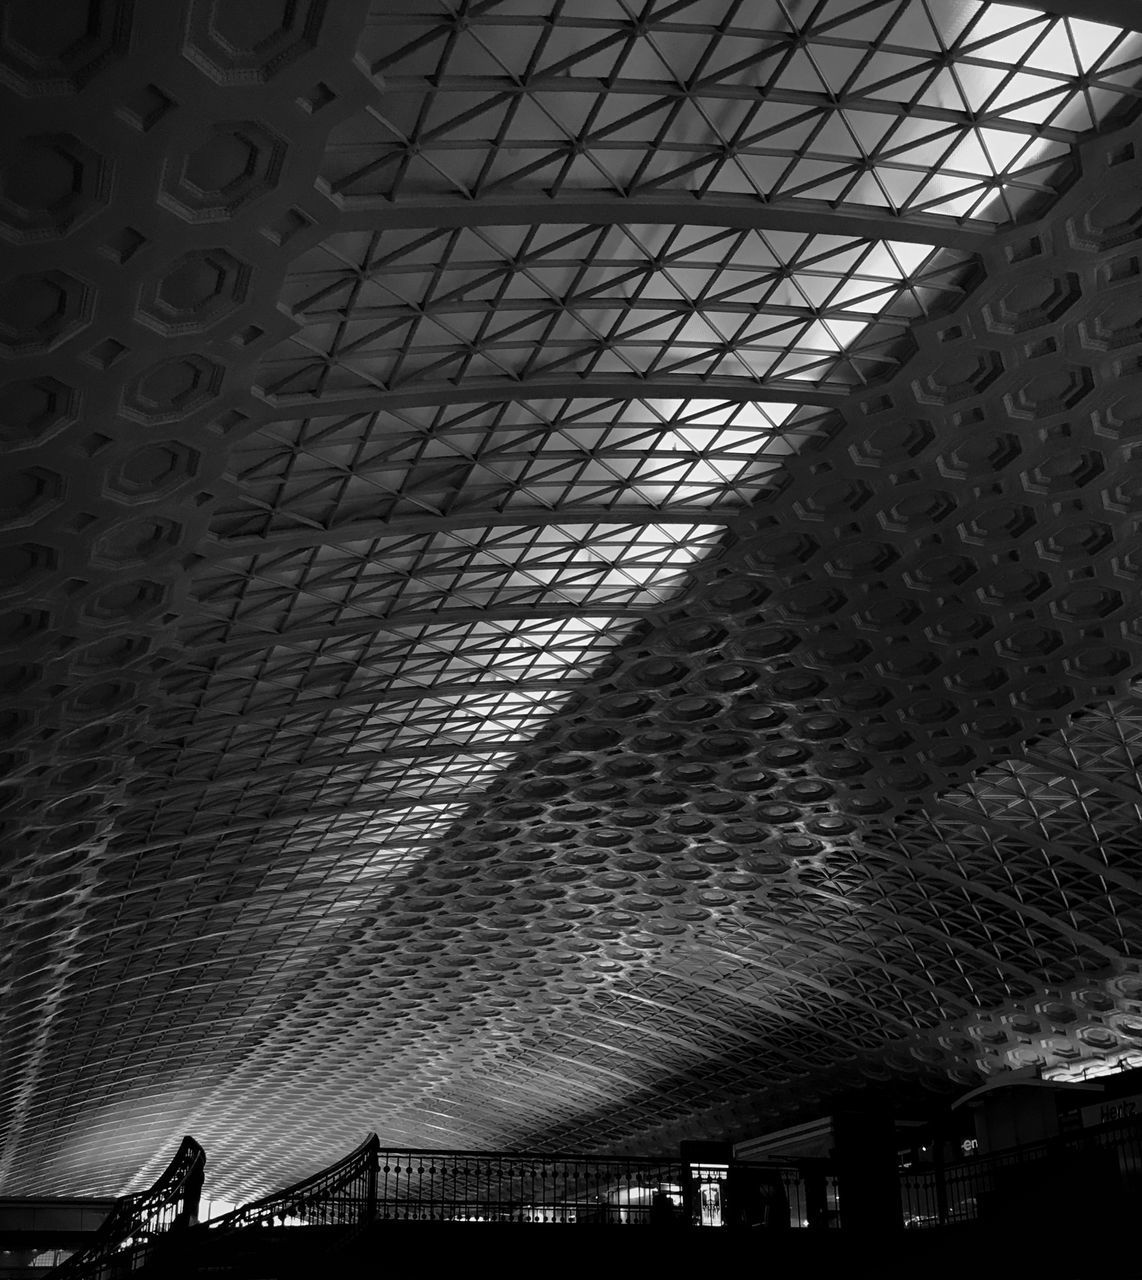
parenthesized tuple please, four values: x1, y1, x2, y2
(365, 1137, 379, 1225)
(180, 1151, 206, 1229)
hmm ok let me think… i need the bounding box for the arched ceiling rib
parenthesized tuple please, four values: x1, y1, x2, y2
(255, 375, 852, 413)
(4, 0, 1142, 1203)
(330, 195, 994, 245)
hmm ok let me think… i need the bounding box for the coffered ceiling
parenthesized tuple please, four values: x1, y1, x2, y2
(2, 0, 1142, 1202)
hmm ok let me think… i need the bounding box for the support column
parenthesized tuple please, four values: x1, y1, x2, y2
(832, 1109, 901, 1235)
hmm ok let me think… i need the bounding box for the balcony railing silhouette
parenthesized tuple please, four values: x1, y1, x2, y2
(206, 1138, 834, 1232)
(204, 1134, 380, 1230)
(371, 1149, 683, 1225)
(49, 1136, 204, 1279)
(900, 1112, 1142, 1228)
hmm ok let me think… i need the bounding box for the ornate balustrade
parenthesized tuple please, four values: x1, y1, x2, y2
(372, 1149, 681, 1225)
(900, 1112, 1142, 1228)
(49, 1137, 205, 1278)
(204, 1134, 380, 1230)
(219, 1141, 831, 1229)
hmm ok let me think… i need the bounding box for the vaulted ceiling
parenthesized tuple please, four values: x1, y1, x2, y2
(3, 0, 1142, 1203)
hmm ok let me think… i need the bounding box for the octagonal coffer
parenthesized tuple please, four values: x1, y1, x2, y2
(82, 578, 167, 625)
(106, 441, 201, 502)
(160, 120, 286, 221)
(1079, 286, 1142, 352)
(0, 0, 131, 95)
(139, 248, 252, 333)
(0, 132, 106, 241)
(913, 349, 1002, 405)
(0, 376, 79, 448)
(90, 516, 184, 567)
(982, 272, 1081, 334)
(184, 0, 328, 84)
(849, 418, 934, 466)
(957, 502, 1035, 545)
(1006, 365, 1094, 420)
(0, 270, 91, 353)
(121, 356, 224, 423)
(0, 541, 57, 599)
(1068, 184, 1142, 250)
(0, 466, 64, 530)
(0, 608, 51, 651)
(937, 431, 1021, 479)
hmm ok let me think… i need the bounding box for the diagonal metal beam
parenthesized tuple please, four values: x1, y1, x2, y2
(330, 193, 989, 248)
(845, 837, 1123, 977)
(1021, 747, 1142, 811)
(790, 874, 1051, 991)
(294, 297, 920, 323)
(705, 923, 976, 1017)
(203, 507, 737, 558)
(929, 800, 1142, 895)
(255, 374, 852, 415)
(653, 956, 918, 1036)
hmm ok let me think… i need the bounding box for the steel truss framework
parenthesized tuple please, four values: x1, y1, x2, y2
(2, 0, 1142, 1204)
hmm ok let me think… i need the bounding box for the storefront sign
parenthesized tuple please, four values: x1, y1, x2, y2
(1080, 1092, 1142, 1128)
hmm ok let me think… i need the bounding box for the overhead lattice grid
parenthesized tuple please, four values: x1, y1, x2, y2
(212, 397, 836, 540)
(7, 0, 1142, 1202)
(143, 515, 722, 846)
(193, 521, 727, 627)
(257, 225, 975, 399)
(333, 0, 1141, 223)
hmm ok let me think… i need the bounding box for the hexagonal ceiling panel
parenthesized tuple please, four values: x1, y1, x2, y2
(3, 0, 1142, 1203)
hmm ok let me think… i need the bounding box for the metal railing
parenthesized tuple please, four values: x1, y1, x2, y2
(204, 1134, 379, 1230)
(360, 1146, 835, 1228)
(372, 1149, 680, 1224)
(900, 1113, 1142, 1229)
(49, 1137, 205, 1278)
(207, 1139, 835, 1233)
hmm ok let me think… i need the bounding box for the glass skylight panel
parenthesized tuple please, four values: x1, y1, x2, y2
(274, 617, 622, 692)
(337, 0, 1141, 224)
(356, 688, 573, 749)
(356, 753, 519, 798)
(214, 522, 722, 617)
(258, 225, 972, 402)
(283, 520, 721, 825)
(343, 803, 467, 845)
(370, 616, 619, 683)
(202, 521, 721, 624)
(182, 0, 1142, 901)
(215, 397, 829, 538)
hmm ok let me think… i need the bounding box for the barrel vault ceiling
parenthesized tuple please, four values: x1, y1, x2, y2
(3, 0, 1142, 1201)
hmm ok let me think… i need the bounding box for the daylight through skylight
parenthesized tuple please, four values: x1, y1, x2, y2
(225, 0, 1142, 876)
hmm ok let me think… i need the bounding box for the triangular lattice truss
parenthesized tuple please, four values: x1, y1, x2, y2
(3, 0, 1142, 1201)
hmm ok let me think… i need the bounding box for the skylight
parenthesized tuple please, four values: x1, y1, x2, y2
(202, 0, 1142, 884)
(258, 224, 974, 399)
(336, 0, 1142, 224)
